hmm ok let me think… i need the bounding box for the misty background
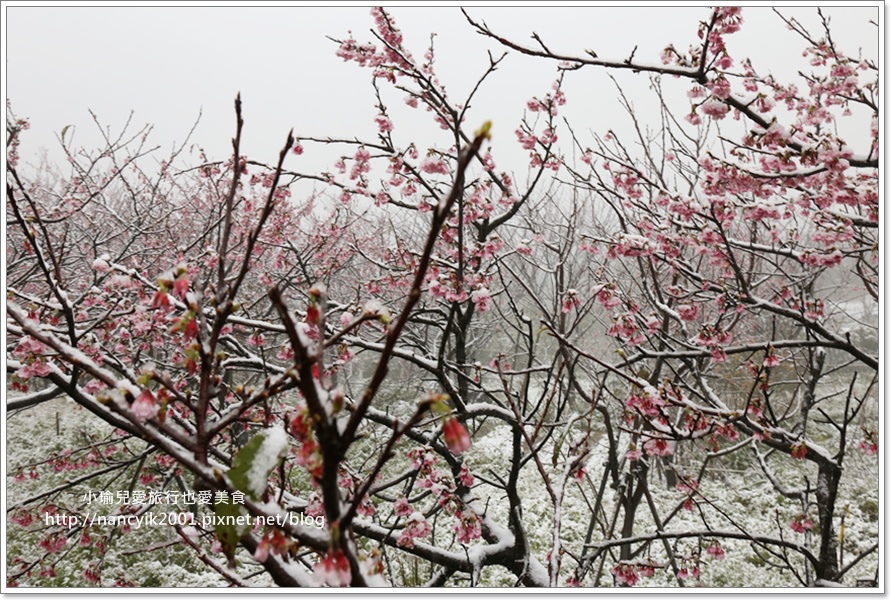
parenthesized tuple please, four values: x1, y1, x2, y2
(5, 5, 879, 177)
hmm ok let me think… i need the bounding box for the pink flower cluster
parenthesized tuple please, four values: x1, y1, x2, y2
(454, 507, 482, 544)
(594, 284, 623, 310)
(397, 511, 432, 548)
(443, 417, 471, 454)
(608, 311, 645, 346)
(705, 541, 725, 560)
(419, 155, 449, 175)
(470, 286, 491, 312)
(611, 560, 659, 587)
(313, 549, 351, 587)
(643, 437, 673, 457)
(790, 514, 814, 534)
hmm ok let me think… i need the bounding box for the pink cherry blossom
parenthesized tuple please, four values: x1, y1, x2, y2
(790, 514, 814, 533)
(459, 462, 475, 487)
(10, 510, 33, 527)
(676, 304, 699, 321)
(254, 532, 271, 562)
(374, 116, 393, 133)
(172, 275, 189, 300)
(397, 511, 431, 548)
(442, 417, 471, 454)
(470, 287, 491, 312)
(454, 507, 482, 544)
(763, 352, 780, 367)
(562, 290, 580, 314)
(706, 541, 725, 560)
(700, 98, 731, 119)
(612, 563, 639, 586)
(419, 155, 449, 174)
(393, 496, 413, 517)
(643, 437, 673, 457)
(313, 549, 351, 587)
(131, 389, 158, 421)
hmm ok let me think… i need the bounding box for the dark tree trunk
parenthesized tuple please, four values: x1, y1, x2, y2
(814, 463, 841, 582)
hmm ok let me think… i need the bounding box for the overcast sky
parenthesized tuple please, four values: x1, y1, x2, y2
(4, 3, 881, 178)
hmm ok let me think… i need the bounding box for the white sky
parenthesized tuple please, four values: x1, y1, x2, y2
(3, 3, 881, 178)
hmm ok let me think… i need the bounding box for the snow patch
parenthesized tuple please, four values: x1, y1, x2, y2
(245, 427, 289, 498)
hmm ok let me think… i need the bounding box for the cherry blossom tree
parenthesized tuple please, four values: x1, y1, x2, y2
(6, 6, 878, 589)
(470, 5, 878, 587)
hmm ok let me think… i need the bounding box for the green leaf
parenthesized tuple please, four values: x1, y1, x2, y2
(213, 497, 250, 567)
(227, 427, 288, 500)
(213, 427, 289, 563)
